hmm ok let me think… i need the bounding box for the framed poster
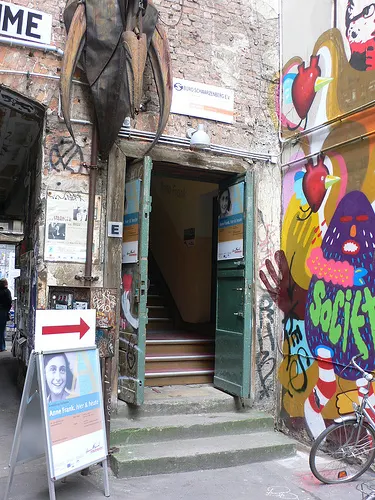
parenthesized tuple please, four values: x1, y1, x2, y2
(44, 191, 101, 263)
(122, 180, 140, 263)
(39, 348, 107, 479)
(217, 182, 244, 260)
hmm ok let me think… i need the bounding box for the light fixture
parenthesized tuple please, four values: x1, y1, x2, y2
(186, 124, 211, 151)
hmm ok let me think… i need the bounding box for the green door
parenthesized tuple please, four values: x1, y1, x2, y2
(118, 156, 152, 405)
(214, 170, 254, 398)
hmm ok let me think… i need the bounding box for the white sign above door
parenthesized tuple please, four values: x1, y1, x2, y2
(171, 78, 234, 124)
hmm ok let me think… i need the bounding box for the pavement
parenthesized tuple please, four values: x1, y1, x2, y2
(1, 345, 375, 500)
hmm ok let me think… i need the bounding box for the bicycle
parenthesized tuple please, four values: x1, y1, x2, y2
(309, 354, 375, 485)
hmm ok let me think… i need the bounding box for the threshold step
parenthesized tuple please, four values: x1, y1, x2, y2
(110, 431, 296, 478)
(110, 410, 274, 446)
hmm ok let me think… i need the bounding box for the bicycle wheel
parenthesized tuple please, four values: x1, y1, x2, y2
(309, 420, 375, 484)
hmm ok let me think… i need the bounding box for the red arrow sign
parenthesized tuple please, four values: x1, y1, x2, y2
(42, 318, 90, 340)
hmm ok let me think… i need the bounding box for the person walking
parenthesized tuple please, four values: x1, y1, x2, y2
(0, 279, 12, 352)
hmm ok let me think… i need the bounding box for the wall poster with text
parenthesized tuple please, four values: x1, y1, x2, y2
(41, 348, 107, 478)
(44, 191, 101, 263)
(217, 182, 244, 260)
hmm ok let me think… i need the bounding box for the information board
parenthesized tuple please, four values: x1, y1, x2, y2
(40, 348, 107, 479)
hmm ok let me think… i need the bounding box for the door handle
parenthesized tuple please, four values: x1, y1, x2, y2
(234, 311, 244, 318)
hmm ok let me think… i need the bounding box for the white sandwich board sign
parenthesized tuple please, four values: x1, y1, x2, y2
(4, 310, 110, 500)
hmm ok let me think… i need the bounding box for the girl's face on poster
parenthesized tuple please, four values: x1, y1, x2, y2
(45, 355, 67, 398)
(220, 190, 229, 215)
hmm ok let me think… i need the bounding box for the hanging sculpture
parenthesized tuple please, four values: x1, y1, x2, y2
(60, 0, 173, 159)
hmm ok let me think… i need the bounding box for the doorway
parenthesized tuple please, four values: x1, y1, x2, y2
(0, 86, 45, 384)
(118, 157, 254, 405)
(145, 170, 220, 386)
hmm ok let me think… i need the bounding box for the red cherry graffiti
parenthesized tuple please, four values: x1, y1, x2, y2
(292, 55, 321, 120)
(302, 155, 329, 212)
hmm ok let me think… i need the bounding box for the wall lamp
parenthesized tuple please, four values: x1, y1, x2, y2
(186, 124, 211, 151)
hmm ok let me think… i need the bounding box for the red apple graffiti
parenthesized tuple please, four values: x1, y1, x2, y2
(292, 55, 321, 120)
(302, 155, 340, 212)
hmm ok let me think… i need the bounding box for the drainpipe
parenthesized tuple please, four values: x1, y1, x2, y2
(0, 36, 64, 56)
(79, 124, 112, 454)
(84, 124, 99, 284)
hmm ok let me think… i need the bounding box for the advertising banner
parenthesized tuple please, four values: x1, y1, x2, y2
(218, 182, 244, 260)
(41, 349, 107, 479)
(122, 180, 140, 263)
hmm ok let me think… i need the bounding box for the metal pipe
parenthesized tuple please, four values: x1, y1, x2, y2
(84, 124, 98, 283)
(0, 36, 64, 56)
(118, 127, 275, 161)
(281, 128, 375, 169)
(0, 68, 88, 86)
(282, 99, 375, 145)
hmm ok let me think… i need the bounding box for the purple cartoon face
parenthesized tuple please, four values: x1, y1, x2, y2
(322, 191, 375, 268)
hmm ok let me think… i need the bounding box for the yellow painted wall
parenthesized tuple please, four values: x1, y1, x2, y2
(150, 176, 218, 323)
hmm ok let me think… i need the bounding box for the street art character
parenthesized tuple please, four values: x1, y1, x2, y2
(261, 190, 375, 438)
(294, 154, 340, 220)
(346, 0, 375, 70)
(303, 191, 375, 437)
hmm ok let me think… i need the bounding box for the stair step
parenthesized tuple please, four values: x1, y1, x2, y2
(110, 410, 274, 446)
(146, 320, 174, 331)
(146, 360, 214, 372)
(145, 373, 213, 386)
(110, 431, 296, 478)
(146, 368, 213, 376)
(146, 354, 214, 361)
(146, 343, 214, 356)
(146, 337, 213, 344)
(147, 306, 171, 319)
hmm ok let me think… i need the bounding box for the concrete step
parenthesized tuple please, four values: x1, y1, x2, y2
(116, 385, 247, 418)
(110, 410, 274, 446)
(110, 430, 296, 478)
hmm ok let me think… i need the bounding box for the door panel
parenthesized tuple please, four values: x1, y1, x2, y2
(118, 156, 152, 405)
(214, 170, 254, 398)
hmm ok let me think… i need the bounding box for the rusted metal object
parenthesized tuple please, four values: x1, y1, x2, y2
(60, 0, 172, 159)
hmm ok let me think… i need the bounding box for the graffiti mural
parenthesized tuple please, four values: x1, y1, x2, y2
(265, 0, 375, 439)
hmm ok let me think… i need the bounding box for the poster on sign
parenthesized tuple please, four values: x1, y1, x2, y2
(217, 182, 244, 260)
(39, 348, 107, 479)
(122, 179, 140, 263)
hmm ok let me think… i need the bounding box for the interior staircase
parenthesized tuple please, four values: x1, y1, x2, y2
(145, 255, 215, 386)
(110, 385, 296, 478)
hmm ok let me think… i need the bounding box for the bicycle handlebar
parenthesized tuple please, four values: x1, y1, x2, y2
(351, 355, 374, 381)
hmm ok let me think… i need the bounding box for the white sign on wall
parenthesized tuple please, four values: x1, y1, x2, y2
(35, 309, 96, 352)
(0, 1, 52, 45)
(171, 78, 234, 124)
